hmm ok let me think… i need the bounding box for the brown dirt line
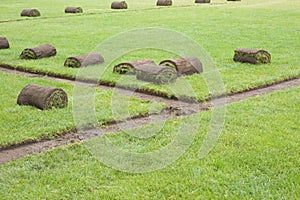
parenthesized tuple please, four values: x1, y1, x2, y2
(1, 64, 300, 104)
(0, 77, 299, 165)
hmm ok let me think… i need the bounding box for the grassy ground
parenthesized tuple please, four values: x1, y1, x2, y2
(0, 84, 299, 199)
(0, 0, 299, 100)
(0, 71, 165, 147)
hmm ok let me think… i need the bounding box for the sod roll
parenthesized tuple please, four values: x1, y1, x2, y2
(156, 0, 172, 6)
(0, 37, 9, 49)
(64, 53, 104, 68)
(113, 59, 156, 75)
(195, 0, 210, 3)
(159, 56, 203, 76)
(20, 44, 57, 59)
(111, 1, 128, 9)
(233, 48, 271, 64)
(65, 7, 83, 13)
(17, 84, 68, 110)
(136, 64, 177, 84)
(20, 9, 41, 17)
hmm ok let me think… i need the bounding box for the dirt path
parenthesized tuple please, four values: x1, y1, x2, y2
(1, 74, 299, 165)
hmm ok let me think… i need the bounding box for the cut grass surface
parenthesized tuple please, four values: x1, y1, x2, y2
(0, 71, 165, 147)
(0, 0, 299, 100)
(0, 0, 215, 22)
(0, 81, 299, 199)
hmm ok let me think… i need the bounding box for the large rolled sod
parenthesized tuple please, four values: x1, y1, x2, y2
(111, 1, 128, 9)
(17, 84, 68, 110)
(20, 44, 57, 59)
(159, 56, 203, 76)
(233, 48, 271, 64)
(20, 9, 41, 17)
(64, 53, 104, 68)
(136, 64, 177, 84)
(156, 0, 172, 6)
(113, 59, 156, 74)
(0, 37, 9, 49)
(65, 7, 83, 13)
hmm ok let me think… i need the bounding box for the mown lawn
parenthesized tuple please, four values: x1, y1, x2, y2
(0, 71, 165, 147)
(0, 0, 299, 100)
(0, 83, 299, 199)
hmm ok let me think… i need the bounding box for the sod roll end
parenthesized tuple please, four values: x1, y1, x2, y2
(0, 37, 10, 49)
(136, 64, 177, 84)
(20, 44, 57, 59)
(65, 7, 83, 13)
(20, 9, 41, 17)
(111, 1, 128, 9)
(17, 84, 68, 110)
(233, 48, 271, 64)
(156, 0, 172, 6)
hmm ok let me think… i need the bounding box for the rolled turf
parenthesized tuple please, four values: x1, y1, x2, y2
(136, 64, 177, 84)
(65, 7, 83, 13)
(20, 9, 41, 17)
(233, 48, 271, 64)
(159, 56, 203, 76)
(156, 0, 172, 6)
(111, 1, 128, 9)
(195, 0, 210, 3)
(113, 59, 156, 75)
(0, 37, 9, 49)
(64, 53, 104, 68)
(17, 84, 68, 110)
(19, 44, 57, 59)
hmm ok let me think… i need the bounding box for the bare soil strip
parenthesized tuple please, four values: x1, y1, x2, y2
(0, 75, 299, 165)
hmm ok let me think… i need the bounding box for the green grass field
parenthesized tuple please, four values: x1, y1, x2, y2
(0, 0, 299, 100)
(0, 0, 299, 199)
(0, 84, 299, 199)
(0, 71, 164, 147)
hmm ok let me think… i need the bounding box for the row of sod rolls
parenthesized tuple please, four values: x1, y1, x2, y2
(113, 56, 203, 84)
(18, 44, 104, 67)
(18, 0, 243, 18)
(20, 7, 83, 17)
(17, 84, 68, 110)
(6, 42, 271, 67)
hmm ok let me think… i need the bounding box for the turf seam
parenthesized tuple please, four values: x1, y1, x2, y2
(0, 77, 299, 165)
(1, 63, 300, 103)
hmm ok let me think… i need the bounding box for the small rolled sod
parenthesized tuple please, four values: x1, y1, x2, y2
(195, 0, 210, 3)
(233, 48, 271, 64)
(65, 7, 83, 13)
(113, 59, 156, 75)
(17, 84, 68, 110)
(0, 37, 9, 49)
(20, 9, 41, 17)
(64, 53, 104, 68)
(156, 0, 172, 6)
(136, 64, 177, 84)
(19, 44, 56, 59)
(159, 56, 203, 76)
(111, 1, 128, 9)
